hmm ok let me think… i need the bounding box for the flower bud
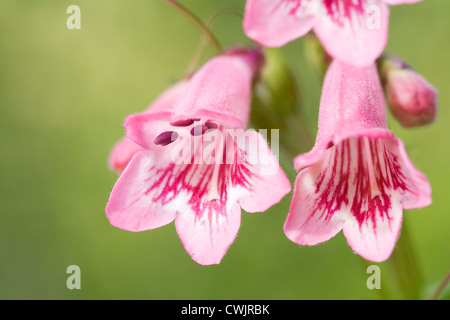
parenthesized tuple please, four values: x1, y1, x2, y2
(379, 54, 438, 127)
(251, 47, 299, 131)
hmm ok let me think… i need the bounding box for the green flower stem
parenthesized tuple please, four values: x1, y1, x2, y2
(184, 7, 242, 75)
(389, 217, 423, 299)
(428, 272, 450, 300)
(164, 0, 223, 55)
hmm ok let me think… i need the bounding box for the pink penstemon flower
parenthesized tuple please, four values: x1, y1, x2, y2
(108, 80, 189, 174)
(243, 0, 422, 67)
(283, 60, 431, 262)
(105, 48, 291, 265)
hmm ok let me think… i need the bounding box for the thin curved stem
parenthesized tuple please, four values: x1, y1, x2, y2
(389, 217, 423, 299)
(185, 6, 244, 74)
(164, 0, 223, 55)
(428, 272, 450, 300)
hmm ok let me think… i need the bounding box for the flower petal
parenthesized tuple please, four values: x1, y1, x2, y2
(108, 136, 145, 174)
(108, 81, 188, 172)
(383, 138, 432, 209)
(343, 190, 403, 262)
(105, 150, 178, 232)
(243, 0, 319, 47)
(124, 111, 174, 150)
(175, 200, 241, 265)
(313, 1, 389, 66)
(284, 167, 347, 245)
(235, 130, 292, 213)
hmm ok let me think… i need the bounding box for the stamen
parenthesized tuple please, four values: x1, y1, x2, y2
(191, 125, 209, 136)
(363, 137, 381, 199)
(170, 119, 195, 127)
(205, 121, 218, 130)
(207, 129, 225, 201)
(154, 131, 179, 146)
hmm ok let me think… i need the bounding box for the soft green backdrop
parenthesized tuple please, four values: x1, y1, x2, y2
(0, 0, 448, 300)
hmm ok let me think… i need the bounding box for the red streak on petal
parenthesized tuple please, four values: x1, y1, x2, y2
(323, 0, 366, 24)
(143, 140, 256, 220)
(311, 138, 410, 231)
(273, 0, 366, 26)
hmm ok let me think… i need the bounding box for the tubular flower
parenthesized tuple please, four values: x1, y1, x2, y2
(108, 81, 188, 174)
(106, 48, 291, 265)
(284, 60, 431, 262)
(243, 0, 422, 67)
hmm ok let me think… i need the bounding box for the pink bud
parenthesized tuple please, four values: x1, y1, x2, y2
(381, 55, 438, 127)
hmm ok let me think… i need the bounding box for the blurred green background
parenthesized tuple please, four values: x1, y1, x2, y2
(0, 0, 448, 300)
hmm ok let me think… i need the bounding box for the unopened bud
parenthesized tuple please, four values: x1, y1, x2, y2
(258, 47, 299, 116)
(379, 54, 438, 127)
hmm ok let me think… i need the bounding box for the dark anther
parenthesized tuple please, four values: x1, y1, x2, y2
(327, 141, 334, 149)
(154, 131, 179, 146)
(190, 125, 209, 136)
(170, 119, 195, 127)
(205, 121, 218, 130)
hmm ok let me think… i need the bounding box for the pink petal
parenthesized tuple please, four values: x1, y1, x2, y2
(235, 131, 292, 213)
(243, 0, 318, 47)
(108, 136, 145, 174)
(175, 201, 241, 265)
(382, 138, 432, 210)
(284, 167, 346, 245)
(123, 80, 189, 150)
(340, 137, 430, 262)
(343, 190, 403, 262)
(313, 1, 390, 67)
(108, 80, 188, 172)
(124, 111, 174, 150)
(105, 150, 178, 232)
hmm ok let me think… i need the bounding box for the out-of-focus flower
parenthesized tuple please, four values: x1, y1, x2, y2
(284, 60, 431, 262)
(379, 54, 438, 127)
(106, 48, 291, 265)
(243, 0, 422, 67)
